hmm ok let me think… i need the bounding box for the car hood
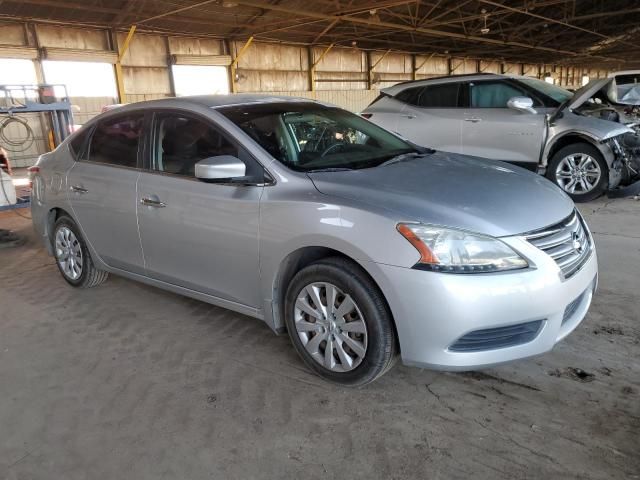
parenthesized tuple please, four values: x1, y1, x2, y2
(562, 78, 613, 113)
(308, 152, 575, 237)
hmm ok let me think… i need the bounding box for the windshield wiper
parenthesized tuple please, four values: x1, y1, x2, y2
(305, 167, 354, 173)
(378, 152, 430, 167)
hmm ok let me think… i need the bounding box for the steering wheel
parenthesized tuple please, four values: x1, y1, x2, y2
(320, 142, 345, 157)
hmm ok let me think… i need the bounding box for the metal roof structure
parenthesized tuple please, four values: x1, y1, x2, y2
(1, 0, 639, 68)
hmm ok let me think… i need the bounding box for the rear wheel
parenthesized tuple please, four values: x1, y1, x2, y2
(547, 143, 608, 202)
(52, 215, 108, 288)
(284, 257, 397, 386)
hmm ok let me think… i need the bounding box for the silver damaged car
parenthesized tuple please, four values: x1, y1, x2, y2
(363, 73, 639, 202)
(31, 96, 598, 385)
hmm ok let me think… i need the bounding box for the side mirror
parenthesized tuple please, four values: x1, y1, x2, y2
(195, 155, 246, 181)
(507, 96, 537, 114)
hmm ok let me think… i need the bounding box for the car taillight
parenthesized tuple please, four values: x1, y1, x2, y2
(360, 113, 373, 119)
(27, 166, 39, 188)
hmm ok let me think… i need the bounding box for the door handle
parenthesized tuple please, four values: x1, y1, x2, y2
(70, 185, 89, 194)
(401, 114, 416, 119)
(464, 117, 482, 123)
(140, 197, 167, 208)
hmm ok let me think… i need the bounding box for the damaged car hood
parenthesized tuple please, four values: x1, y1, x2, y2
(562, 78, 613, 112)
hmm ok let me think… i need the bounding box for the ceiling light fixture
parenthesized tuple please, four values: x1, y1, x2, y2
(480, 9, 490, 35)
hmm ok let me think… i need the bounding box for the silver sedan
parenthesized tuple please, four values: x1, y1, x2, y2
(30, 96, 598, 385)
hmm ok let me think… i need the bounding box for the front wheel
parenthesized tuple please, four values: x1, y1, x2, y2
(284, 257, 397, 386)
(547, 143, 608, 202)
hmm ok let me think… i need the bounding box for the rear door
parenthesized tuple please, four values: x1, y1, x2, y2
(394, 82, 464, 153)
(460, 80, 545, 165)
(67, 112, 146, 273)
(136, 110, 264, 308)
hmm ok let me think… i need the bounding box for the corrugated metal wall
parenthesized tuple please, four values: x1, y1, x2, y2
(0, 20, 610, 167)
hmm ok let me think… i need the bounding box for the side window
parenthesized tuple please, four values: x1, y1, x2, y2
(154, 113, 264, 182)
(87, 113, 144, 167)
(470, 81, 528, 108)
(417, 83, 460, 107)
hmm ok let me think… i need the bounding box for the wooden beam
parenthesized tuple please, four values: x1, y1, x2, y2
(313, 18, 340, 43)
(478, 0, 635, 49)
(370, 49, 391, 71)
(115, 25, 136, 103)
(135, 0, 218, 24)
(368, 49, 391, 88)
(415, 52, 436, 73)
(310, 43, 334, 92)
(411, 53, 417, 81)
(230, 36, 254, 93)
(232, 0, 595, 58)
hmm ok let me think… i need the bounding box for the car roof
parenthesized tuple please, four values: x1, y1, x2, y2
(608, 70, 640, 77)
(381, 73, 533, 95)
(116, 94, 325, 110)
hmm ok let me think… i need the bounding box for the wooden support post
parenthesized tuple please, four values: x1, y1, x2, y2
(368, 49, 390, 89)
(165, 36, 176, 97)
(230, 36, 254, 94)
(28, 23, 51, 150)
(115, 25, 136, 103)
(309, 43, 334, 93)
(365, 51, 372, 90)
(451, 57, 466, 74)
(414, 52, 435, 80)
(411, 54, 417, 81)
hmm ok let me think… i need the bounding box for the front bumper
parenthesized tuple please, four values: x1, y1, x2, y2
(368, 236, 598, 370)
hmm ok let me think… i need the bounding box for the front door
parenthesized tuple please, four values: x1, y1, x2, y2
(460, 80, 546, 165)
(136, 111, 264, 308)
(67, 112, 145, 273)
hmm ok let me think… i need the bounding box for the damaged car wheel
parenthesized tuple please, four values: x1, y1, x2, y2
(548, 143, 608, 202)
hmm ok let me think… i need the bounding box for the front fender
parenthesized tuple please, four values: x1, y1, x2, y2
(258, 186, 419, 331)
(543, 128, 626, 189)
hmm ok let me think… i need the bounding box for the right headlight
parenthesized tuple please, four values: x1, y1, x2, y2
(397, 223, 529, 273)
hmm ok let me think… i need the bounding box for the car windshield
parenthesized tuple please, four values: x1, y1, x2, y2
(219, 102, 417, 172)
(517, 77, 574, 103)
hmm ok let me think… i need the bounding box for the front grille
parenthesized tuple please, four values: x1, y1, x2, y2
(448, 320, 543, 352)
(524, 211, 592, 279)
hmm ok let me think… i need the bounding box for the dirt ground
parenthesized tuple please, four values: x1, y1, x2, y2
(0, 198, 638, 480)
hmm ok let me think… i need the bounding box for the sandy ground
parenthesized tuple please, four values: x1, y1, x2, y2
(0, 198, 638, 480)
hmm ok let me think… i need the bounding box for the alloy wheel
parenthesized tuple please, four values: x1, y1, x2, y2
(55, 226, 83, 280)
(555, 153, 602, 194)
(294, 282, 368, 372)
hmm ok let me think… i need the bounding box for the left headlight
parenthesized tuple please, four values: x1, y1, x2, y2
(397, 223, 529, 273)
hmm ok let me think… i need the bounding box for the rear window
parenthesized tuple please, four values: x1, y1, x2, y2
(615, 73, 640, 85)
(86, 113, 144, 168)
(69, 128, 90, 159)
(395, 83, 460, 108)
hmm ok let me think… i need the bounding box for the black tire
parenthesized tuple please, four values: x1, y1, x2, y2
(52, 215, 108, 288)
(547, 143, 608, 202)
(284, 257, 398, 386)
